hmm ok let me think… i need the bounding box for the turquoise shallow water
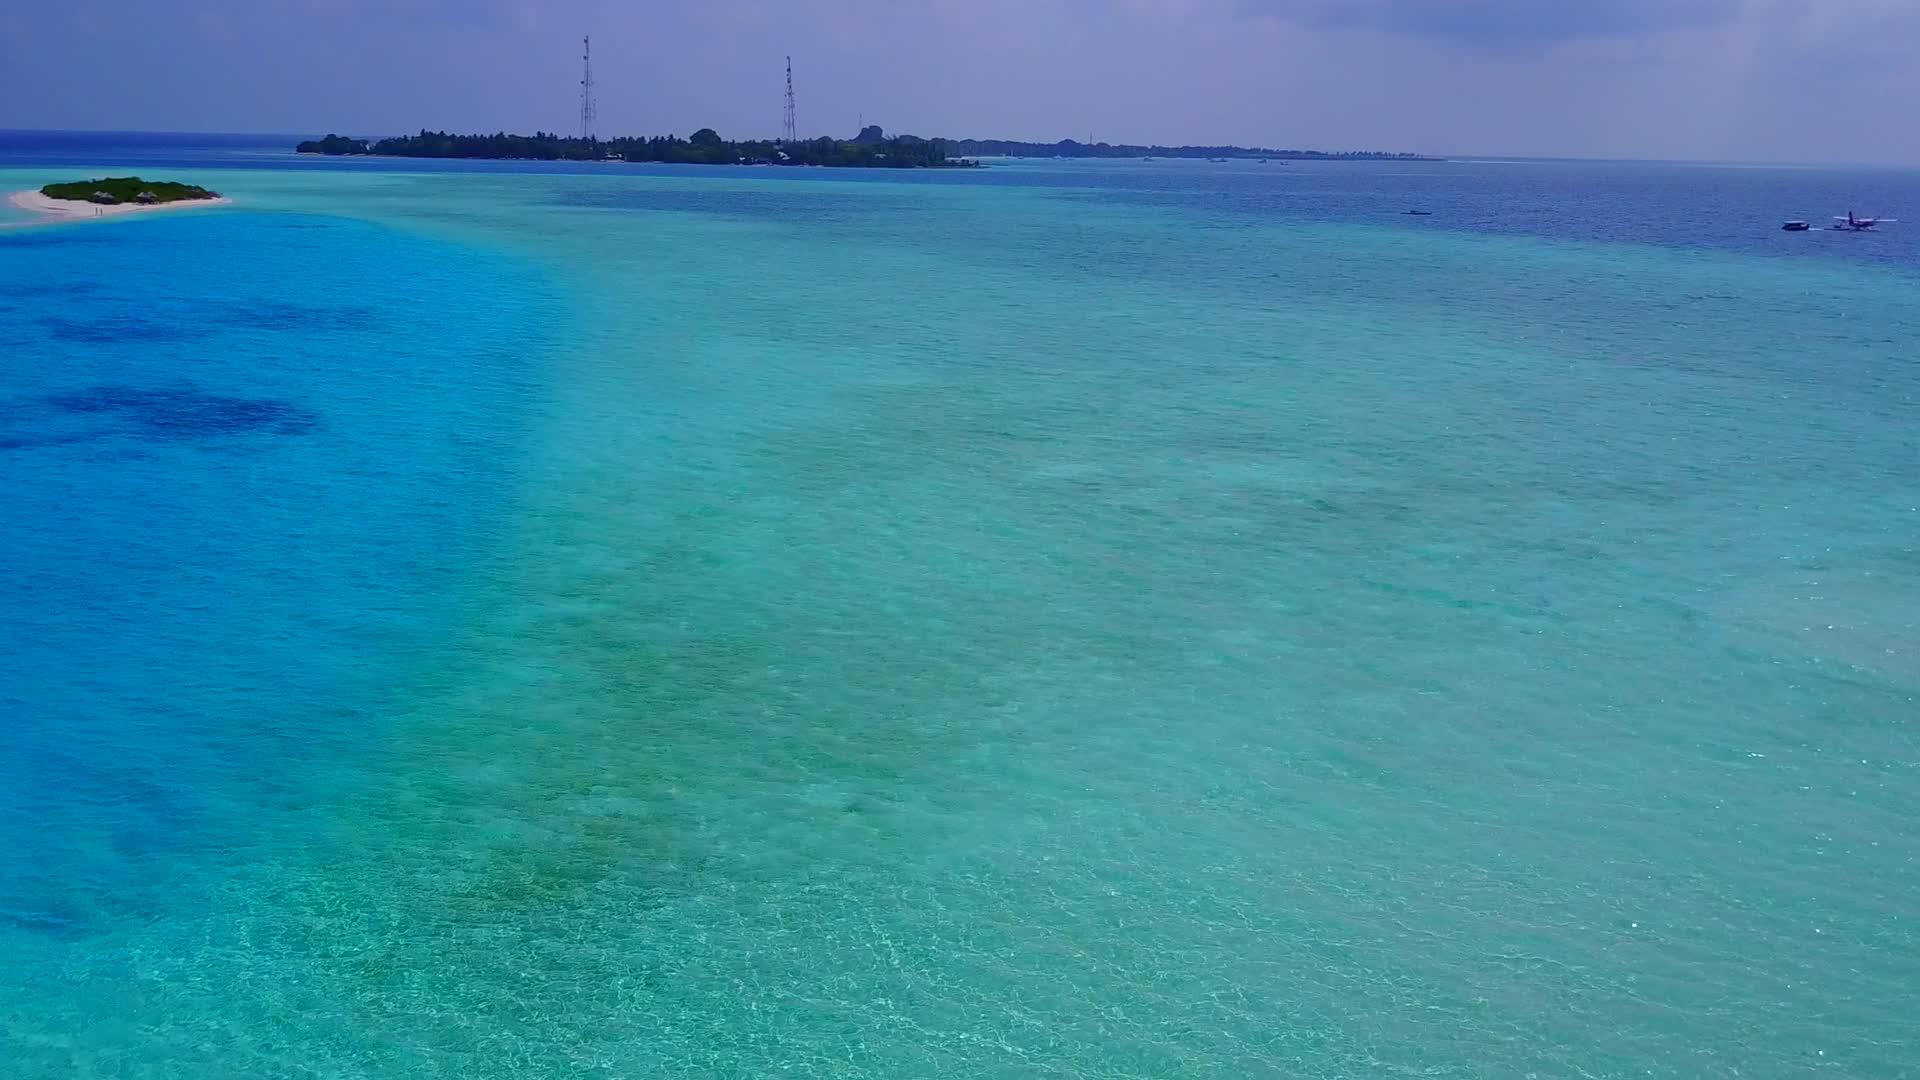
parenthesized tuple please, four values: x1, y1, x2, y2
(2, 146, 1918, 1077)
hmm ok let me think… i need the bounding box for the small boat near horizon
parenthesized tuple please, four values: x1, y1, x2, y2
(1781, 220, 1810, 231)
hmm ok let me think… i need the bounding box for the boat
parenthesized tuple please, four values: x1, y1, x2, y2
(1406, 210, 1433, 216)
(1781, 220, 1810, 231)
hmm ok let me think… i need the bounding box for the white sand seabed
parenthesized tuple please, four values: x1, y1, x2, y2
(6, 189, 233, 224)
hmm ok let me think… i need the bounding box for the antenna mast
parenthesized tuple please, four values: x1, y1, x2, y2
(579, 36, 597, 140)
(782, 56, 797, 143)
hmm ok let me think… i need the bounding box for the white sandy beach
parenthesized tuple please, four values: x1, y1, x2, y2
(7, 189, 232, 222)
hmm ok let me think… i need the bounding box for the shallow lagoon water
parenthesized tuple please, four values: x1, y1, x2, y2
(2, 142, 1918, 1077)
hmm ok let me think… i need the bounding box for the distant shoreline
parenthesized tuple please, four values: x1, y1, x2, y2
(297, 129, 971, 168)
(297, 129, 1433, 167)
(7, 189, 232, 223)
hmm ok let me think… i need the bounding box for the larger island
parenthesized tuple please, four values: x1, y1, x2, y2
(297, 126, 1430, 167)
(299, 127, 968, 168)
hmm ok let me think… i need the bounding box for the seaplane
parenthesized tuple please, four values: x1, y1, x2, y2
(1832, 211, 1896, 231)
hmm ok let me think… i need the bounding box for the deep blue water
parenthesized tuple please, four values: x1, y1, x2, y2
(6, 129, 1915, 267)
(0, 206, 551, 936)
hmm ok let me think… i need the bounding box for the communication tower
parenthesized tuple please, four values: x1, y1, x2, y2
(782, 56, 798, 143)
(580, 36, 597, 140)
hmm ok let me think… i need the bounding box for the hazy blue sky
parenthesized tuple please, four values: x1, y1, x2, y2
(3, 0, 1916, 163)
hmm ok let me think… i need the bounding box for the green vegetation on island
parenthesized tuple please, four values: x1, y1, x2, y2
(40, 177, 221, 205)
(296, 124, 1429, 167)
(297, 134, 369, 156)
(297, 126, 972, 168)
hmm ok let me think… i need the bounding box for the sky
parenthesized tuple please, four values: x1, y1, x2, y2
(2, 0, 1917, 164)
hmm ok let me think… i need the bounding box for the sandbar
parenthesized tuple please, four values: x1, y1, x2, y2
(7, 189, 233, 223)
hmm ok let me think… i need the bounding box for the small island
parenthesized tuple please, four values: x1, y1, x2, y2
(41, 177, 222, 205)
(943, 138, 1429, 161)
(9, 176, 230, 222)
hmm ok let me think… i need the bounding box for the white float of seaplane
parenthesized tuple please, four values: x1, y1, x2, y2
(1832, 211, 1896, 231)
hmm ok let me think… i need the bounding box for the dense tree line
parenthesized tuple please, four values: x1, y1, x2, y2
(297, 127, 1431, 166)
(40, 177, 219, 204)
(296, 134, 370, 155)
(296, 128, 972, 168)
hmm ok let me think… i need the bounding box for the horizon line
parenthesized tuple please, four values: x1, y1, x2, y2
(2, 127, 1917, 171)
